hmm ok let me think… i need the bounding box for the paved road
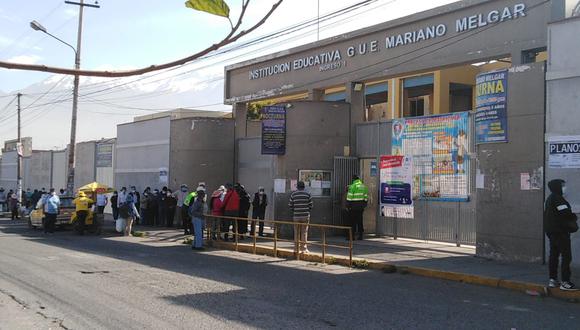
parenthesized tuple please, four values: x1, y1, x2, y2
(0, 218, 579, 329)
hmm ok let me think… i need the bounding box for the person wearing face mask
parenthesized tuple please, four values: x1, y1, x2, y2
(544, 179, 579, 291)
(251, 187, 268, 237)
(174, 184, 189, 230)
(209, 185, 226, 240)
(165, 189, 177, 227)
(130, 186, 141, 224)
(43, 188, 60, 234)
(151, 189, 160, 226)
(110, 191, 119, 221)
(117, 187, 128, 208)
(140, 187, 150, 226)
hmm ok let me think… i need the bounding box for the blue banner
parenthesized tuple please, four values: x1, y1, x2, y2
(475, 69, 508, 144)
(261, 105, 286, 155)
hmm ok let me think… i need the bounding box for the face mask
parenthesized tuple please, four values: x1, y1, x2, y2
(259, 191, 264, 195)
(167, 192, 171, 196)
(181, 188, 187, 192)
(562, 186, 567, 195)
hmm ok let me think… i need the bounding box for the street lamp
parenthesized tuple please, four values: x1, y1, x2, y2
(30, 15, 82, 196)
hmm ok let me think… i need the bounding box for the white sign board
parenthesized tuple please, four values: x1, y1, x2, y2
(549, 138, 580, 168)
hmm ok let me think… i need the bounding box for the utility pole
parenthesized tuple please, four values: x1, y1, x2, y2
(16, 93, 22, 206)
(64, 0, 99, 196)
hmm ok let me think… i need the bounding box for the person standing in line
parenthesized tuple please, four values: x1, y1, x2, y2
(122, 192, 139, 236)
(174, 184, 189, 229)
(73, 191, 94, 235)
(189, 190, 206, 250)
(43, 188, 60, 234)
(209, 186, 225, 240)
(166, 189, 177, 227)
(131, 186, 141, 224)
(183, 184, 205, 235)
(251, 187, 268, 237)
(288, 181, 313, 254)
(117, 187, 128, 207)
(158, 187, 168, 227)
(237, 184, 251, 239)
(222, 183, 239, 241)
(346, 175, 369, 240)
(150, 189, 160, 226)
(544, 179, 579, 291)
(96, 193, 108, 214)
(0, 187, 6, 213)
(8, 190, 19, 220)
(110, 191, 119, 221)
(140, 188, 150, 226)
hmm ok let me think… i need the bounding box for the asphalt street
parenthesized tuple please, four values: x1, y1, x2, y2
(0, 218, 579, 330)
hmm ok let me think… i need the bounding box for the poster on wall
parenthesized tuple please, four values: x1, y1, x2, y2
(159, 167, 168, 184)
(475, 69, 508, 144)
(380, 155, 414, 219)
(261, 105, 286, 155)
(392, 112, 470, 201)
(298, 170, 332, 196)
(548, 138, 580, 168)
(96, 142, 114, 167)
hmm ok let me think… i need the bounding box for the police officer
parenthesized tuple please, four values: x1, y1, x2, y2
(544, 179, 579, 291)
(346, 175, 369, 240)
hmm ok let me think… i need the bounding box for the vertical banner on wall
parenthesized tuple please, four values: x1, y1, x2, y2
(392, 112, 470, 201)
(475, 69, 508, 144)
(261, 105, 286, 155)
(96, 142, 114, 167)
(380, 155, 414, 219)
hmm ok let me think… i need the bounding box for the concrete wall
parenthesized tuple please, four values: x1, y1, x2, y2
(476, 62, 546, 263)
(169, 118, 235, 192)
(51, 150, 67, 191)
(115, 117, 170, 191)
(74, 141, 96, 189)
(237, 138, 275, 219)
(237, 101, 350, 224)
(0, 151, 17, 191)
(26, 151, 52, 190)
(545, 17, 580, 266)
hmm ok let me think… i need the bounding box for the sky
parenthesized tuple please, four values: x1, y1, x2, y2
(0, 0, 457, 150)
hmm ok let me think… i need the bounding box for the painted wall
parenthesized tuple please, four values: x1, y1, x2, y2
(26, 151, 52, 190)
(476, 62, 546, 263)
(545, 17, 580, 266)
(0, 151, 17, 191)
(115, 117, 171, 192)
(169, 118, 235, 192)
(51, 150, 67, 191)
(74, 141, 96, 190)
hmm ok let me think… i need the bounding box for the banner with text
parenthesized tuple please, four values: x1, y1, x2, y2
(549, 139, 580, 168)
(380, 155, 414, 219)
(261, 105, 286, 155)
(392, 112, 470, 201)
(475, 69, 508, 144)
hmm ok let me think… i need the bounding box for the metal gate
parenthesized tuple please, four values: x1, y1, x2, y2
(332, 157, 359, 227)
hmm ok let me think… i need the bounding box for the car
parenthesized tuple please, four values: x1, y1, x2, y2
(28, 197, 75, 229)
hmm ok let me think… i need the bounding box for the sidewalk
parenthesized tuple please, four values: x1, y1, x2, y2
(106, 219, 580, 301)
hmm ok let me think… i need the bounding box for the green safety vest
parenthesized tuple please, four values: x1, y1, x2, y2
(183, 191, 197, 206)
(346, 179, 368, 202)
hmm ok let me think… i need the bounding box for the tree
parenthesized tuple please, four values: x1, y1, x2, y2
(0, 0, 283, 77)
(247, 100, 274, 120)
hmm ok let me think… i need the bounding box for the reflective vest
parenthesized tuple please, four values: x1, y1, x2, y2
(183, 191, 197, 207)
(346, 179, 368, 202)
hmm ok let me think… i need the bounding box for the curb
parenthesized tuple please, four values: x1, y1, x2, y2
(205, 240, 580, 302)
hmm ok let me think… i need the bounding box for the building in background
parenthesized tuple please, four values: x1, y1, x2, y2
(115, 109, 234, 193)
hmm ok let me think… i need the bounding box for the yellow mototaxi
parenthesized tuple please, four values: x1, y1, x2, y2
(70, 182, 114, 234)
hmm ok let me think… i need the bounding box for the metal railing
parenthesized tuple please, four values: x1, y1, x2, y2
(203, 214, 353, 267)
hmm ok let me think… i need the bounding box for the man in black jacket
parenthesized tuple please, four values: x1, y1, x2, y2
(544, 179, 578, 291)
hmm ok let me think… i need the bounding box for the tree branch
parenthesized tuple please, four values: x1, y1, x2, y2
(0, 0, 283, 78)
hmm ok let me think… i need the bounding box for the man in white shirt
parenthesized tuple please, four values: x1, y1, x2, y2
(96, 193, 108, 214)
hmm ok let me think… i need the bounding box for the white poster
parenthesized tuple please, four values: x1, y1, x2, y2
(548, 138, 580, 168)
(274, 179, 286, 193)
(520, 173, 530, 190)
(159, 167, 168, 184)
(380, 155, 414, 219)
